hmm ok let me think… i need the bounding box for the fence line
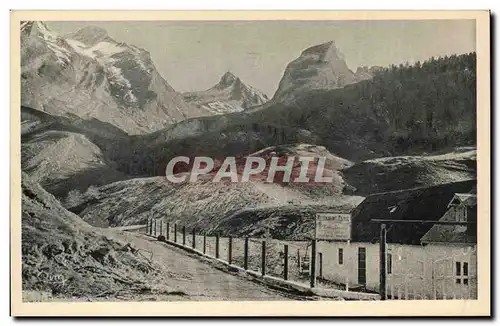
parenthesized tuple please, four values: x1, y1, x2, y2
(144, 218, 316, 288)
(143, 218, 477, 300)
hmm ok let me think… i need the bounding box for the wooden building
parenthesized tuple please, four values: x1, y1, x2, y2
(315, 180, 477, 299)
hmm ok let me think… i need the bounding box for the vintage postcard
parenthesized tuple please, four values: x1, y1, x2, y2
(10, 10, 490, 317)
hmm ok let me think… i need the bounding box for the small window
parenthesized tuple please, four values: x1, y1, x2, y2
(338, 248, 344, 265)
(456, 261, 470, 286)
(387, 253, 392, 274)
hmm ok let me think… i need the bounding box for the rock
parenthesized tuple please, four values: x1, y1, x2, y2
(42, 244, 63, 258)
(90, 246, 111, 262)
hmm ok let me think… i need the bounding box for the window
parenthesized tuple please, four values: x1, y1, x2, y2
(358, 247, 366, 285)
(387, 253, 392, 274)
(338, 248, 344, 265)
(456, 206, 468, 222)
(456, 261, 469, 285)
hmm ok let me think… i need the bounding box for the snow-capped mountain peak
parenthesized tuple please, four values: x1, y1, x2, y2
(64, 26, 109, 46)
(21, 21, 73, 65)
(21, 22, 210, 134)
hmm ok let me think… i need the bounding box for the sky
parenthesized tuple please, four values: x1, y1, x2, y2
(47, 20, 476, 97)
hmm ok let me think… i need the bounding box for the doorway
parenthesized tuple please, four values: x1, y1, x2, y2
(358, 247, 367, 285)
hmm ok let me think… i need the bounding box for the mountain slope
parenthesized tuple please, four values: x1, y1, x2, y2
(72, 144, 360, 229)
(183, 72, 269, 115)
(341, 147, 477, 195)
(113, 52, 476, 177)
(21, 21, 209, 135)
(21, 106, 129, 198)
(21, 173, 186, 301)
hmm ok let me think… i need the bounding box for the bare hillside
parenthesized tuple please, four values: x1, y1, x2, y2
(21, 173, 186, 301)
(341, 147, 476, 195)
(21, 106, 128, 198)
(75, 144, 358, 229)
(213, 197, 364, 240)
(76, 176, 278, 228)
(22, 173, 293, 301)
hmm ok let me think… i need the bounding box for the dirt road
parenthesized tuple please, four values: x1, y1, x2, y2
(107, 230, 302, 301)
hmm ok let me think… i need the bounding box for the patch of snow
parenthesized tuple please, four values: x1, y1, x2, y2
(31, 22, 71, 65)
(88, 41, 125, 58)
(36, 21, 57, 41)
(66, 37, 148, 70)
(66, 39, 87, 51)
(364, 149, 477, 166)
(107, 66, 131, 88)
(66, 39, 125, 65)
(203, 101, 244, 115)
(125, 89, 137, 103)
(45, 42, 71, 65)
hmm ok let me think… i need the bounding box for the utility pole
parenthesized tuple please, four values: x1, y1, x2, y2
(310, 214, 318, 288)
(379, 223, 387, 300)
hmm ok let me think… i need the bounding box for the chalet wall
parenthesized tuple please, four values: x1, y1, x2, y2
(316, 241, 477, 299)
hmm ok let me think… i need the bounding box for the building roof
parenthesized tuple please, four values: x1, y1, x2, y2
(350, 180, 476, 244)
(448, 193, 477, 208)
(421, 194, 477, 244)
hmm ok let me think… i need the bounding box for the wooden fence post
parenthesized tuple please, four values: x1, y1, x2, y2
(261, 240, 266, 276)
(159, 220, 163, 236)
(228, 237, 233, 265)
(244, 237, 249, 270)
(310, 239, 317, 288)
(319, 252, 323, 278)
(182, 226, 186, 245)
(148, 218, 151, 235)
(192, 228, 196, 249)
(203, 233, 207, 254)
(153, 219, 156, 236)
(166, 222, 170, 241)
(297, 249, 300, 268)
(380, 223, 387, 300)
(174, 224, 177, 243)
(215, 234, 220, 259)
(284, 244, 289, 281)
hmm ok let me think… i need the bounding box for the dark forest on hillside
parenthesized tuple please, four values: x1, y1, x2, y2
(265, 52, 477, 159)
(56, 52, 476, 177)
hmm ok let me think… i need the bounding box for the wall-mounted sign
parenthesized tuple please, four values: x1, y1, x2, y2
(315, 212, 351, 240)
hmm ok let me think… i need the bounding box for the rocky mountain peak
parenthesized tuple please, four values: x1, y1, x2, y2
(270, 41, 372, 104)
(21, 21, 61, 42)
(21, 22, 209, 134)
(301, 40, 345, 62)
(65, 25, 110, 46)
(183, 71, 268, 115)
(217, 71, 239, 88)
